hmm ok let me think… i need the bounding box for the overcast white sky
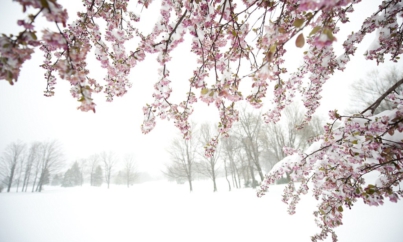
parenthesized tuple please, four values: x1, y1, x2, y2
(0, 0, 401, 175)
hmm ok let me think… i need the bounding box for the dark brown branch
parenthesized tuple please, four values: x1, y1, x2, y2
(361, 78, 403, 115)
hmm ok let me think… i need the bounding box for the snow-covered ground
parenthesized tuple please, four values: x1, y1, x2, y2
(1, 179, 402, 242)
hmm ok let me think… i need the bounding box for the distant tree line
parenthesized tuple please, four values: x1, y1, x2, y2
(47, 152, 141, 189)
(0, 140, 63, 193)
(164, 104, 324, 192)
(0, 141, 144, 192)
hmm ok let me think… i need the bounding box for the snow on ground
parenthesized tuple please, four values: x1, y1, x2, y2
(0, 179, 402, 242)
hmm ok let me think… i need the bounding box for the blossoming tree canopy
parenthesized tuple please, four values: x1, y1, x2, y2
(1, 0, 403, 240)
(1, 0, 400, 137)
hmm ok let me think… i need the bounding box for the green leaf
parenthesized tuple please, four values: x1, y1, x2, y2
(201, 88, 209, 95)
(6, 70, 14, 85)
(351, 140, 358, 145)
(309, 26, 321, 36)
(337, 206, 343, 212)
(293, 18, 305, 28)
(30, 32, 37, 40)
(269, 44, 277, 53)
(367, 189, 375, 195)
(365, 135, 373, 141)
(40, 0, 49, 9)
(366, 184, 376, 195)
(305, 12, 313, 20)
(323, 28, 335, 40)
(278, 27, 286, 34)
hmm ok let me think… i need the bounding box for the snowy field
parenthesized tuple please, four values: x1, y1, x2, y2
(1, 179, 403, 242)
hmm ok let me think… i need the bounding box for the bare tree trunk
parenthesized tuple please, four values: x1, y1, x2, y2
(212, 168, 217, 192)
(229, 158, 239, 189)
(187, 159, 192, 192)
(186, 140, 193, 192)
(6, 163, 16, 192)
(36, 169, 46, 192)
(245, 140, 264, 182)
(36, 177, 41, 192)
(254, 160, 264, 182)
(242, 165, 248, 188)
(247, 158, 257, 188)
(37, 167, 47, 192)
(224, 159, 231, 191)
(31, 173, 38, 192)
(187, 175, 193, 192)
(36, 180, 41, 192)
(236, 166, 242, 188)
(16, 157, 25, 192)
(22, 163, 32, 192)
(16, 167, 22, 192)
(101, 151, 118, 189)
(23, 172, 31, 192)
(237, 171, 241, 188)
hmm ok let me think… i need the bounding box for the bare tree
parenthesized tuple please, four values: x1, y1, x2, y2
(258, 104, 323, 184)
(15, 148, 27, 192)
(349, 66, 403, 114)
(260, 105, 323, 165)
(22, 142, 41, 192)
(35, 140, 64, 192)
(222, 158, 231, 191)
(237, 151, 251, 187)
(122, 154, 138, 187)
(237, 109, 264, 185)
(101, 151, 118, 189)
(31, 143, 44, 192)
(165, 133, 198, 192)
(196, 123, 221, 192)
(0, 142, 26, 192)
(221, 134, 242, 189)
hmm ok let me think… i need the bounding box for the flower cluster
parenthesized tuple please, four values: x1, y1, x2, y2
(258, 90, 403, 241)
